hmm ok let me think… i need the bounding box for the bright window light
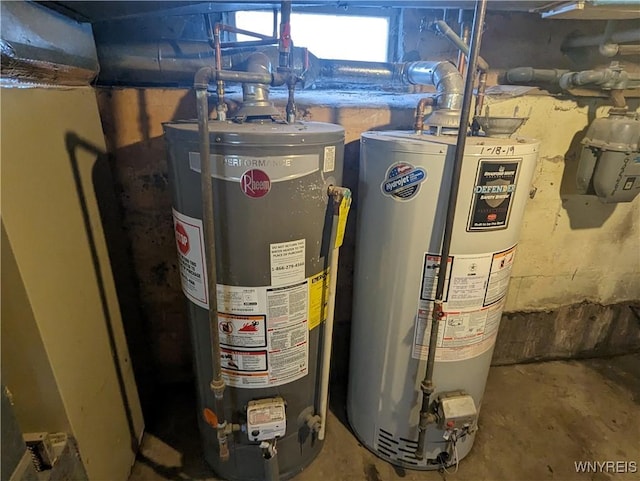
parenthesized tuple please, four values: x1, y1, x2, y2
(235, 11, 389, 62)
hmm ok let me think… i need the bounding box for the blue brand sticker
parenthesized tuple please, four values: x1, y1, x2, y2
(381, 162, 427, 200)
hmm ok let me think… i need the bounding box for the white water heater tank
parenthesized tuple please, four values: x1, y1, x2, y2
(348, 131, 539, 468)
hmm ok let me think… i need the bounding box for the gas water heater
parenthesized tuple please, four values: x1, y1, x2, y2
(164, 54, 348, 480)
(349, 131, 539, 469)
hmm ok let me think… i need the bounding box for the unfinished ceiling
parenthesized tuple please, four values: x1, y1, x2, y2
(43, 1, 635, 23)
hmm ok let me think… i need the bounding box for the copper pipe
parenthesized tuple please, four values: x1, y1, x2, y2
(414, 97, 435, 133)
(457, 14, 470, 76)
(279, 0, 292, 69)
(213, 23, 225, 120)
(610, 89, 627, 109)
(217, 23, 276, 41)
(475, 70, 487, 117)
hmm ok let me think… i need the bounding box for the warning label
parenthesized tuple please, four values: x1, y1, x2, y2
(485, 246, 517, 306)
(413, 245, 518, 362)
(270, 239, 306, 286)
(420, 254, 453, 302)
(221, 348, 267, 371)
(308, 269, 329, 330)
(220, 280, 310, 388)
(412, 300, 504, 362)
(172, 209, 208, 309)
(219, 313, 266, 348)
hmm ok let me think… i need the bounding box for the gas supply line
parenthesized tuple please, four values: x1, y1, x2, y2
(414, 0, 488, 460)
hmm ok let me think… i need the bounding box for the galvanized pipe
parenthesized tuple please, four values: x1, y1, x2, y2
(563, 28, 640, 49)
(415, 0, 488, 460)
(318, 59, 402, 84)
(404, 60, 464, 111)
(194, 66, 229, 461)
(505, 67, 569, 84)
(433, 19, 489, 72)
(262, 442, 280, 481)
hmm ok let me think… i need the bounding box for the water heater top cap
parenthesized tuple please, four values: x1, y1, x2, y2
(164, 120, 344, 147)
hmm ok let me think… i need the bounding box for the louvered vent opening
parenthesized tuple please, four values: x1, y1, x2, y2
(376, 429, 421, 466)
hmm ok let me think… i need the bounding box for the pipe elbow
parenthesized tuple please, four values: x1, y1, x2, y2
(599, 43, 619, 57)
(432, 61, 464, 110)
(194, 66, 216, 89)
(506, 67, 536, 83)
(404, 61, 463, 110)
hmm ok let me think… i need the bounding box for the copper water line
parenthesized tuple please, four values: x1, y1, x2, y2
(414, 97, 435, 133)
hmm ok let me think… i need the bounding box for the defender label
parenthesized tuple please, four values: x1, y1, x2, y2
(467, 159, 521, 231)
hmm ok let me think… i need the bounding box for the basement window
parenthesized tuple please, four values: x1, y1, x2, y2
(235, 11, 392, 62)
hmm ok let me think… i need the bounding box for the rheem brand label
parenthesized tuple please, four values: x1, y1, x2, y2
(381, 162, 427, 201)
(240, 169, 271, 198)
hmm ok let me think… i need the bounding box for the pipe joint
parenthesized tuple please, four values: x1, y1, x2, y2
(327, 186, 351, 214)
(210, 379, 226, 398)
(404, 60, 464, 115)
(194, 66, 216, 89)
(599, 43, 619, 57)
(559, 67, 629, 90)
(217, 427, 230, 462)
(432, 19, 489, 72)
(420, 380, 435, 395)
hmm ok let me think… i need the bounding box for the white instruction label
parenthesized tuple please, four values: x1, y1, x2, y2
(217, 285, 265, 314)
(413, 245, 517, 362)
(172, 209, 208, 309)
(270, 239, 306, 286)
(266, 281, 309, 385)
(446, 253, 492, 311)
(412, 300, 504, 362)
(220, 280, 309, 388)
(485, 246, 517, 306)
(323, 145, 336, 172)
(420, 254, 453, 301)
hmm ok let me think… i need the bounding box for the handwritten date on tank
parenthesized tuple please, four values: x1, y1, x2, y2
(480, 146, 515, 156)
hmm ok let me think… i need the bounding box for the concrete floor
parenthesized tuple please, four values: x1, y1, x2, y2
(129, 354, 640, 481)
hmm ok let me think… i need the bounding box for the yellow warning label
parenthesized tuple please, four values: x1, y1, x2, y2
(308, 269, 330, 330)
(334, 194, 352, 249)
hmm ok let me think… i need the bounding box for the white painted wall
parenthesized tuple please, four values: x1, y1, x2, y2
(484, 95, 640, 311)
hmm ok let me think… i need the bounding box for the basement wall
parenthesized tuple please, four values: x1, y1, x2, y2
(96, 87, 640, 383)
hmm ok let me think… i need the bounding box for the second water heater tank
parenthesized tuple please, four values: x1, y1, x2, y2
(349, 131, 539, 468)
